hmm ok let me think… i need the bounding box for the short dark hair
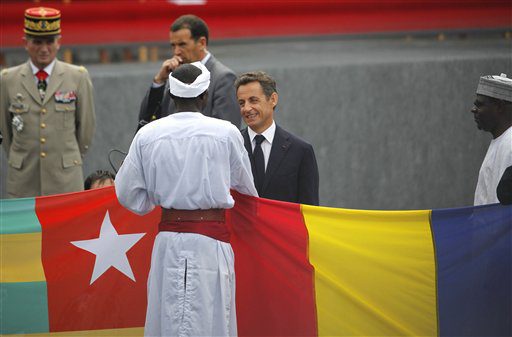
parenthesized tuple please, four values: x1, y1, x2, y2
(84, 170, 115, 190)
(171, 63, 202, 84)
(170, 64, 208, 104)
(235, 71, 277, 98)
(171, 15, 209, 44)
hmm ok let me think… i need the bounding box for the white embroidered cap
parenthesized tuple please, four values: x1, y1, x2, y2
(476, 73, 512, 102)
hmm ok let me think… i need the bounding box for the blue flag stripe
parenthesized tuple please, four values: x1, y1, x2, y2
(431, 204, 512, 337)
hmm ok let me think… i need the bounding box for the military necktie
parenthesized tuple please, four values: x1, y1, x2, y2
(253, 134, 266, 194)
(36, 69, 48, 101)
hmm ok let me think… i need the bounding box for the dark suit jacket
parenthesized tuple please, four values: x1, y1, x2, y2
(242, 125, 319, 206)
(497, 165, 512, 205)
(137, 54, 241, 130)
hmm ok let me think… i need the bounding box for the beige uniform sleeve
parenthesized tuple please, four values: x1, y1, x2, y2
(76, 66, 95, 155)
(0, 69, 12, 154)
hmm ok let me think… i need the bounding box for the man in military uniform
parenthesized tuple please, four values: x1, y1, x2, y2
(0, 7, 95, 198)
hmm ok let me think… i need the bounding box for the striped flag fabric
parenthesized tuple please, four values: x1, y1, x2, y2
(1, 187, 510, 336)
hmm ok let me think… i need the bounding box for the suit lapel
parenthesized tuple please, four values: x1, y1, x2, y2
(20, 62, 41, 104)
(42, 60, 64, 105)
(261, 125, 292, 193)
(242, 129, 253, 157)
(241, 128, 257, 185)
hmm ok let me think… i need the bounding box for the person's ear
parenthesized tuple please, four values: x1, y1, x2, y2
(55, 36, 61, 50)
(270, 92, 278, 109)
(201, 90, 209, 104)
(198, 36, 207, 50)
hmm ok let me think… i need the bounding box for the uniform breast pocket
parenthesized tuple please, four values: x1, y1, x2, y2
(8, 103, 29, 132)
(55, 103, 76, 130)
(8, 103, 29, 115)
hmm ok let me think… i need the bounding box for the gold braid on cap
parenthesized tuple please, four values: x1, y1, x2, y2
(24, 19, 60, 34)
(24, 7, 61, 36)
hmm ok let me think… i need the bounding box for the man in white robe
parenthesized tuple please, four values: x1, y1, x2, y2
(115, 62, 258, 336)
(472, 73, 512, 206)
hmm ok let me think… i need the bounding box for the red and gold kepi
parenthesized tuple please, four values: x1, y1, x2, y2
(24, 7, 61, 37)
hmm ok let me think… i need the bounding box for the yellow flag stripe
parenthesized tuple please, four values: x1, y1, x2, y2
(302, 205, 437, 336)
(0, 232, 46, 282)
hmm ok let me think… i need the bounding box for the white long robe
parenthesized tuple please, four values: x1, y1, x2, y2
(145, 232, 236, 337)
(474, 126, 512, 206)
(115, 112, 257, 336)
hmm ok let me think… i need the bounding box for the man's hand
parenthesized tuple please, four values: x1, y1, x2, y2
(153, 56, 183, 84)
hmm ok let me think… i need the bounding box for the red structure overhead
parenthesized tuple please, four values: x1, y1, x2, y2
(1, 0, 511, 47)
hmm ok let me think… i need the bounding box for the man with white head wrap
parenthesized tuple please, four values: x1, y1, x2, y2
(116, 62, 257, 336)
(471, 73, 512, 205)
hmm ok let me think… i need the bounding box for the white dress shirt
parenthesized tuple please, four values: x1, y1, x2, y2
(29, 59, 56, 85)
(115, 112, 258, 215)
(474, 126, 512, 205)
(248, 121, 276, 171)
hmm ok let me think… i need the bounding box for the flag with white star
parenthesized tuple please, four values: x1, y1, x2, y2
(1, 187, 511, 336)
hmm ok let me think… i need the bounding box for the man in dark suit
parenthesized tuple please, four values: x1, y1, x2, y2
(235, 71, 319, 205)
(137, 14, 240, 130)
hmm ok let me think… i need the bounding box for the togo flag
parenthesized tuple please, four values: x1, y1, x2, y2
(1, 187, 511, 336)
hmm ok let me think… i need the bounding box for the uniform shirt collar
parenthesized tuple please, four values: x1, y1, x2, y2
(248, 121, 276, 145)
(29, 59, 56, 76)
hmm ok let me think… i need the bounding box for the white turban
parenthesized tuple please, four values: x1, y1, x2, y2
(169, 61, 210, 98)
(476, 73, 512, 102)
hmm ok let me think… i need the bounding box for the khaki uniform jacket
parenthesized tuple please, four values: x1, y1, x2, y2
(0, 60, 95, 198)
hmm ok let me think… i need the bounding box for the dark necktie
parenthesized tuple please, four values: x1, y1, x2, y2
(253, 134, 266, 194)
(36, 69, 48, 100)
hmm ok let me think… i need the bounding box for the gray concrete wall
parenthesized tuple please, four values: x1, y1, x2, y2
(1, 36, 510, 210)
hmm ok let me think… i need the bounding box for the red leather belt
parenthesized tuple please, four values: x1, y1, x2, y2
(159, 208, 230, 243)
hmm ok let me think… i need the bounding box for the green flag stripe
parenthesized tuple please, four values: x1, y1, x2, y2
(0, 198, 41, 234)
(0, 281, 49, 334)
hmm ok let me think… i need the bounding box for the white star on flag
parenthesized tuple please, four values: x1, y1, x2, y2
(71, 210, 145, 285)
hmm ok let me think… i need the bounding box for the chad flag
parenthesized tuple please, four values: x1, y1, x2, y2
(1, 188, 511, 336)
